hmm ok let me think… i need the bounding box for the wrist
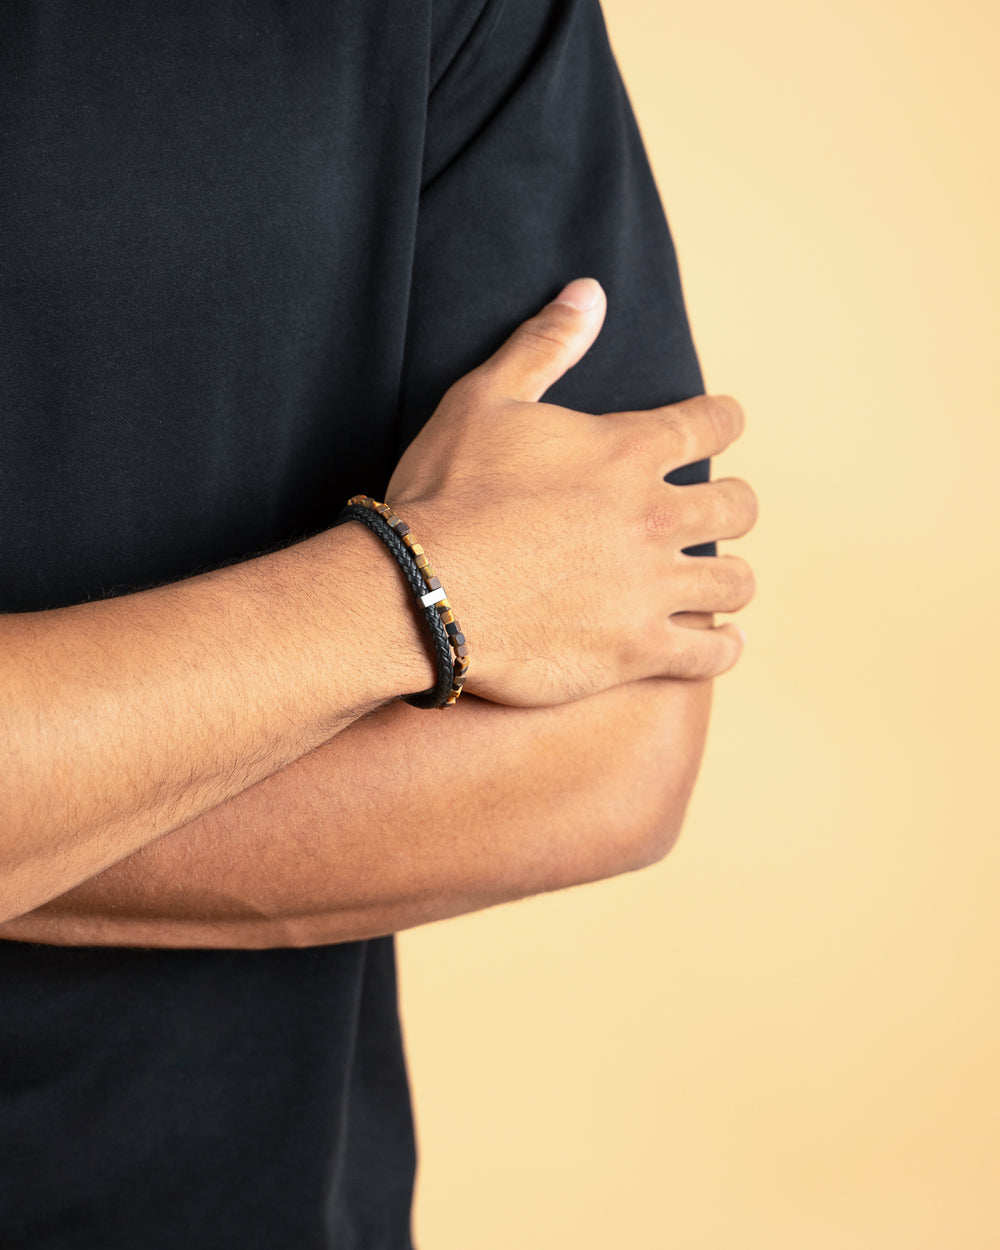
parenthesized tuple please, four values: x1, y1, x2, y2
(318, 520, 439, 713)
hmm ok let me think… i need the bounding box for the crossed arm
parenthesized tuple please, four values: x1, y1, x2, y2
(0, 653, 712, 949)
(0, 273, 749, 949)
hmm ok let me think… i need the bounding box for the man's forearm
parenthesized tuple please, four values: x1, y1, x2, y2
(0, 672, 713, 949)
(0, 521, 438, 924)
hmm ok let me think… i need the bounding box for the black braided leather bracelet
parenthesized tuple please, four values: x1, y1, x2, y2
(336, 498, 469, 708)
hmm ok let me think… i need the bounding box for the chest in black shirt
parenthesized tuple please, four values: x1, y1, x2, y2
(0, 1, 428, 612)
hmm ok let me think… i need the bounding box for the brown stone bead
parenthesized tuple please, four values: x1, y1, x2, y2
(455, 642, 470, 658)
(415, 553, 428, 568)
(395, 522, 410, 536)
(438, 608, 454, 624)
(409, 543, 424, 557)
(426, 576, 442, 590)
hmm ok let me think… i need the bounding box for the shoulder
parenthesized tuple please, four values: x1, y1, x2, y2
(429, 0, 606, 91)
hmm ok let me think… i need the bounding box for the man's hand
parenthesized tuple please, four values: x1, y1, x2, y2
(385, 277, 757, 706)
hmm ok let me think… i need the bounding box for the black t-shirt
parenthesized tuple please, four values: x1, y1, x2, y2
(0, 1, 706, 1245)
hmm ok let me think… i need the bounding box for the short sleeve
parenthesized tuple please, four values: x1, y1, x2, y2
(394, 0, 712, 551)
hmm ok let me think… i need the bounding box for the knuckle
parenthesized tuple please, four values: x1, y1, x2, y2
(698, 556, 754, 609)
(516, 311, 571, 355)
(657, 411, 690, 455)
(662, 400, 713, 462)
(642, 499, 680, 538)
(695, 559, 723, 596)
(702, 398, 729, 446)
(729, 557, 756, 608)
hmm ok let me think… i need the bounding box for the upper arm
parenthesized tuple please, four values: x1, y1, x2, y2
(394, 0, 710, 512)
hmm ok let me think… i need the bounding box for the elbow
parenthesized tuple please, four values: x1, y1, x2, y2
(625, 799, 691, 873)
(598, 784, 694, 879)
(594, 735, 708, 877)
(613, 678, 713, 874)
(544, 766, 698, 895)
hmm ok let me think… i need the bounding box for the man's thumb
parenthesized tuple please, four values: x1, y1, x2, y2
(480, 277, 607, 404)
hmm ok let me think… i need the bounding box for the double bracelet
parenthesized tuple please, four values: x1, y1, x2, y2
(336, 495, 470, 708)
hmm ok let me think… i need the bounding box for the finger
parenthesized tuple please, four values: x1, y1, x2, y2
(670, 476, 758, 545)
(672, 553, 756, 614)
(476, 277, 608, 404)
(659, 619, 745, 680)
(614, 394, 745, 474)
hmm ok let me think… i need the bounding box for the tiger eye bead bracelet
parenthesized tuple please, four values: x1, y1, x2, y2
(343, 495, 470, 707)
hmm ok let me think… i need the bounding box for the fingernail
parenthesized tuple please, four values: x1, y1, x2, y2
(552, 277, 602, 311)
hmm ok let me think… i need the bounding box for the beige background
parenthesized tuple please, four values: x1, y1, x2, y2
(400, 1, 1000, 1245)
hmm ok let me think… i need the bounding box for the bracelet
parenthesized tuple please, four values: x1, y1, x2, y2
(337, 495, 470, 708)
(337, 503, 453, 707)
